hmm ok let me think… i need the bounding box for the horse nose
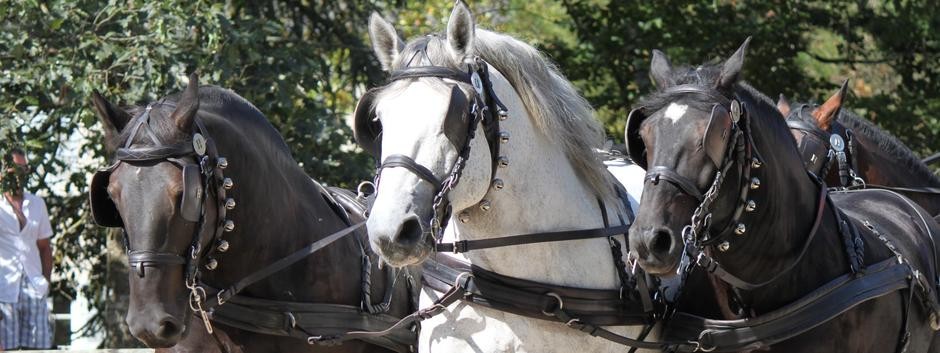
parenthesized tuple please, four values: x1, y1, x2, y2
(155, 316, 183, 341)
(394, 215, 425, 246)
(647, 227, 674, 256)
(129, 313, 183, 348)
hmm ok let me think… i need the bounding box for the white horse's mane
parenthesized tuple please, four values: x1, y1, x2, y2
(382, 29, 617, 201)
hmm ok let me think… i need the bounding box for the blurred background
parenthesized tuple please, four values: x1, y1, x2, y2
(1, 0, 938, 348)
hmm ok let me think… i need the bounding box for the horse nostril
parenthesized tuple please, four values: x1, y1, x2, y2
(156, 317, 182, 339)
(649, 228, 673, 255)
(394, 216, 424, 246)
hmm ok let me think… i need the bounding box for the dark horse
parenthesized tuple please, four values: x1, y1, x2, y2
(627, 40, 940, 352)
(88, 73, 414, 352)
(777, 85, 940, 216)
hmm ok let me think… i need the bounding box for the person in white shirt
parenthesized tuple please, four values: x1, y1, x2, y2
(0, 147, 53, 350)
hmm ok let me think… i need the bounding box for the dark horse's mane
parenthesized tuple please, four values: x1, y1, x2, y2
(823, 105, 939, 186)
(635, 62, 793, 146)
(119, 85, 299, 173)
(840, 111, 940, 184)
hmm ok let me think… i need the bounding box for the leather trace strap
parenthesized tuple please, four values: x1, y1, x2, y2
(210, 222, 365, 306)
(436, 224, 630, 254)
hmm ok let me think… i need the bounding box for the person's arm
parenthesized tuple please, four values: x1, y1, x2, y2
(37, 238, 52, 283)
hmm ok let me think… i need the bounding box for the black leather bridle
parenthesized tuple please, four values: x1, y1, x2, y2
(89, 102, 233, 331)
(785, 104, 862, 187)
(356, 54, 508, 246)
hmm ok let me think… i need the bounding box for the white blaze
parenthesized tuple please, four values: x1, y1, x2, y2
(664, 103, 689, 124)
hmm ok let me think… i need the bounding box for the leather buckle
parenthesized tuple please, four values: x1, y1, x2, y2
(453, 240, 468, 254)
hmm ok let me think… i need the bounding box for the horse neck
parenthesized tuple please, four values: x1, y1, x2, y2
(200, 118, 362, 302)
(445, 76, 624, 289)
(712, 91, 848, 306)
(852, 135, 940, 215)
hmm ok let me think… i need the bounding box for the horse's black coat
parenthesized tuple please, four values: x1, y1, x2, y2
(629, 44, 940, 352)
(92, 83, 411, 352)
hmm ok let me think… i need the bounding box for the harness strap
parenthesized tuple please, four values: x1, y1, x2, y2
(662, 258, 914, 352)
(389, 66, 471, 83)
(204, 294, 417, 353)
(645, 166, 705, 202)
(379, 154, 442, 191)
(696, 183, 829, 291)
(852, 184, 940, 196)
(435, 224, 631, 253)
(210, 222, 365, 306)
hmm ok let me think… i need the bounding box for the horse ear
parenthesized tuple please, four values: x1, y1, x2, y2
(368, 13, 404, 71)
(776, 94, 791, 116)
(91, 90, 132, 151)
(716, 37, 751, 90)
(446, 0, 475, 59)
(812, 79, 849, 131)
(171, 72, 200, 131)
(650, 49, 674, 89)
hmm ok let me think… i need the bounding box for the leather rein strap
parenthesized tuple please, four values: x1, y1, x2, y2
(436, 224, 630, 253)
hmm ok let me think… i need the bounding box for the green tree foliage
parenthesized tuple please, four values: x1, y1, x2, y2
(1, 0, 384, 345)
(557, 1, 940, 156)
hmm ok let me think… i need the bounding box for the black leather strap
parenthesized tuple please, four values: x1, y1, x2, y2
(115, 143, 196, 161)
(206, 294, 416, 353)
(212, 222, 365, 305)
(389, 66, 471, 84)
(665, 258, 912, 352)
(645, 166, 704, 202)
(435, 224, 631, 254)
(422, 254, 654, 326)
(379, 154, 442, 191)
(698, 185, 829, 291)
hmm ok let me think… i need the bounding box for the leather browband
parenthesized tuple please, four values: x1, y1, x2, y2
(389, 66, 471, 84)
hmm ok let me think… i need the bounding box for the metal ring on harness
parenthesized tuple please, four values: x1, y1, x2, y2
(542, 292, 564, 316)
(454, 272, 474, 289)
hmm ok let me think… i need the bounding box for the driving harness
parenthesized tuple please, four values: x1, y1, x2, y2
(89, 104, 417, 352)
(351, 49, 672, 350)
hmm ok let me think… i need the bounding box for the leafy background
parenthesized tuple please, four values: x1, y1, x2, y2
(1, 0, 937, 347)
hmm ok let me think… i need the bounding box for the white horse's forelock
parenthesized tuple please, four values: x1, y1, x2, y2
(381, 30, 618, 204)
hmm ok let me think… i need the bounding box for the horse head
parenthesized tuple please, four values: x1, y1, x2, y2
(626, 39, 755, 274)
(780, 80, 850, 182)
(361, 2, 497, 267)
(90, 73, 220, 347)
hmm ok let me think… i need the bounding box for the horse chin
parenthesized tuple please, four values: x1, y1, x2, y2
(638, 257, 680, 276)
(373, 234, 434, 267)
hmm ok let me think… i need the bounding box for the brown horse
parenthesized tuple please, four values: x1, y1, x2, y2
(89, 73, 415, 352)
(779, 83, 940, 216)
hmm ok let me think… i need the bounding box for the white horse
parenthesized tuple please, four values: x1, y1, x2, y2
(364, 2, 652, 352)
